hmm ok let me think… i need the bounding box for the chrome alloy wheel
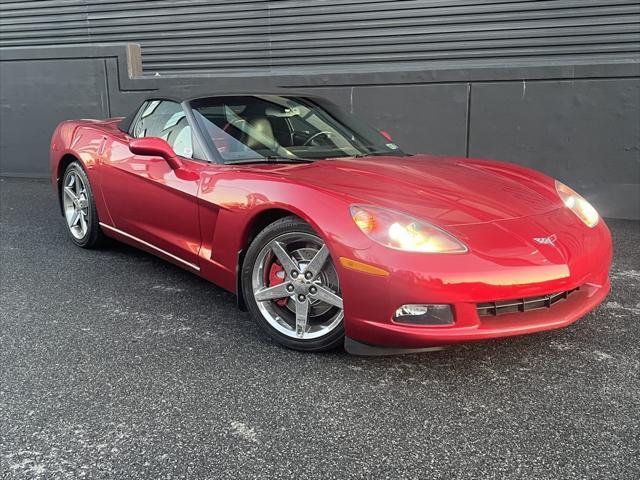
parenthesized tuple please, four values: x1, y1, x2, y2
(62, 170, 89, 239)
(251, 232, 343, 340)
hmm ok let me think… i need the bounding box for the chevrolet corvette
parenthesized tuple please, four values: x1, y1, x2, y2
(49, 90, 612, 354)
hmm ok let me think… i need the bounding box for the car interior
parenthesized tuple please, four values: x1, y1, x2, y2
(192, 95, 388, 161)
(132, 95, 401, 163)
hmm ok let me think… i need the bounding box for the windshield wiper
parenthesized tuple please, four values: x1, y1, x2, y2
(348, 152, 401, 158)
(224, 156, 314, 165)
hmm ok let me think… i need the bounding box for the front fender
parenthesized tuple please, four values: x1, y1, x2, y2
(196, 171, 373, 294)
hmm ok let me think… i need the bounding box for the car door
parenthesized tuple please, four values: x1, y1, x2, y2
(100, 100, 202, 269)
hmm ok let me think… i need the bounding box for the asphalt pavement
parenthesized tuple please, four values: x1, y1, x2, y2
(1, 177, 638, 479)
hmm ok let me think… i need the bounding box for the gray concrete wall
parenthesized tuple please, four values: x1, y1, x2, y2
(0, 45, 638, 219)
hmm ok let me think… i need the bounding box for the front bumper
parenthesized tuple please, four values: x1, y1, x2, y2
(337, 210, 612, 349)
(344, 281, 610, 349)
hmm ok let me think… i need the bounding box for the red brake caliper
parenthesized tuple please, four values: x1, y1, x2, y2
(268, 262, 289, 306)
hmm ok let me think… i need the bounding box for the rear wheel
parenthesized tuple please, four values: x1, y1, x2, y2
(61, 162, 105, 248)
(242, 216, 344, 351)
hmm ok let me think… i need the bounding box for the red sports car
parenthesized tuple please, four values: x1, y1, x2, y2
(50, 90, 612, 354)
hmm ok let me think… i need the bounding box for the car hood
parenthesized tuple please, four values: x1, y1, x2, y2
(274, 155, 561, 227)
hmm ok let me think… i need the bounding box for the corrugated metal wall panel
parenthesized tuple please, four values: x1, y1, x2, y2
(1, 0, 638, 75)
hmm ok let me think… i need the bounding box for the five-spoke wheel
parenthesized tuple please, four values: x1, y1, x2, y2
(243, 217, 344, 351)
(62, 169, 90, 239)
(60, 162, 105, 248)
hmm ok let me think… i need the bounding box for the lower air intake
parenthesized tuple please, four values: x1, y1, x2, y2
(477, 287, 580, 317)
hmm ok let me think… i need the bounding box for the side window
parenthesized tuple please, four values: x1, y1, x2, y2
(131, 100, 193, 158)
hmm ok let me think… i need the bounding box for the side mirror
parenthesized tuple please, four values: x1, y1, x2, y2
(129, 137, 183, 170)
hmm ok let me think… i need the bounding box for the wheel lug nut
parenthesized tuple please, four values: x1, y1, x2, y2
(298, 295, 305, 302)
(309, 286, 317, 294)
(305, 271, 313, 280)
(291, 271, 298, 278)
(287, 284, 294, 292)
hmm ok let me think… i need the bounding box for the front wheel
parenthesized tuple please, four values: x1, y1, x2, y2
(242, 216, 344, 352)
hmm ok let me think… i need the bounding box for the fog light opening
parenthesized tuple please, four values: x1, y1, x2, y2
(393, 304, 454, 326)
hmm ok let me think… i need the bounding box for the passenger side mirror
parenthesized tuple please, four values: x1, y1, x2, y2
(129, 137, 183, 170)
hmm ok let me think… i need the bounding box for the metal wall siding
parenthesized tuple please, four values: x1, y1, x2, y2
(1, 0, 639, 74)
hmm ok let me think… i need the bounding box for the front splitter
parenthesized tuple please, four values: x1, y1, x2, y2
(344, 337, 446, 356)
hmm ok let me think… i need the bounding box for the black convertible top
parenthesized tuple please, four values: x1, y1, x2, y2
(117, 86, 315, 133)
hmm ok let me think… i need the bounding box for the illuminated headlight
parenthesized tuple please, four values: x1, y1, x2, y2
(394, 304, 454, 325)
(555, 180, 599, 228)
(350, 205, 467, 253)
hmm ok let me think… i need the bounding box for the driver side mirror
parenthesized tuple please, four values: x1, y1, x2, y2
(129, 137, 183, 170)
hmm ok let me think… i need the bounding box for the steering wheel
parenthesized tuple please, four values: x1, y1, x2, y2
(303, 131, 333, 146)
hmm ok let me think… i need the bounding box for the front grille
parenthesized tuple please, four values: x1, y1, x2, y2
(477, 287, 580, 317)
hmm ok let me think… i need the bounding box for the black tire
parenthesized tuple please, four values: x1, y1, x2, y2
(242, 216, 345, 352)
(61, 161, 106, 248)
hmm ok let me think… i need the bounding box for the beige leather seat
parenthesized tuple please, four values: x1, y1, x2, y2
(244, 117, 278, 150)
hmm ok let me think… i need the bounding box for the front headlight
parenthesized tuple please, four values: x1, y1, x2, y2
(555, 180, 599, 228)
(350, 205, 468, 253)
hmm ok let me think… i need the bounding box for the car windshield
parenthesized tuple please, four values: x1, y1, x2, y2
(189, 95, 405, 163)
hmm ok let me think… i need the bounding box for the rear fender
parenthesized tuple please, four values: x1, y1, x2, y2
(50, 123, 111, 224)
